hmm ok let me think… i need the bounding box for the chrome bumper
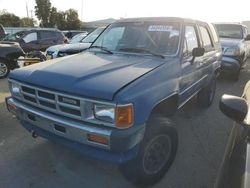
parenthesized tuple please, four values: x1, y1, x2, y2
(6, 97, 111, 150)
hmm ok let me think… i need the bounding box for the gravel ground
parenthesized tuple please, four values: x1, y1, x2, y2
(0, 60, 250, 188)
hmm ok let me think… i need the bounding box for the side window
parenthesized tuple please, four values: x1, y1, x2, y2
(183, 25, 198, 55)
(209, 24, 219, 43)
(199, 26, 213, 50)
(23, 32, 37, 43)
(40, 31, 56, 39)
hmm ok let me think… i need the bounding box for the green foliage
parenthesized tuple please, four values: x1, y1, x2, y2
(0, 12, 21, 27)
(35, 0, 81, 30)
(20, 17, 37, 27)
(35, 0, 52, 27)
(64, 9, 81, 30)
(0, 11, 36, 27)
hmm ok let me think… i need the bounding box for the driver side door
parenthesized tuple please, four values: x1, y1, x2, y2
(179, 24, 203, 107)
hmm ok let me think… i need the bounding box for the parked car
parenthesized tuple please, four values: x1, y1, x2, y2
(63, 30, 88, 39)
(217, 81, 250, 188)
(2, 29, 65, 52)
(214, 23, 250, 80)
(6, 17, 221, 186)
(46, 27, 105, 59)
(0, 41, 25, 78)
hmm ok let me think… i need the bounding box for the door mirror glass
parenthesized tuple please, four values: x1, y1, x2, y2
(192, 47, 205, 57)
(220, 94, 248, 123)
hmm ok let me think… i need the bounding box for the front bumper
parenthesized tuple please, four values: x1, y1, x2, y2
(6, 97, 145, 164)
(220, 56, 241, 74)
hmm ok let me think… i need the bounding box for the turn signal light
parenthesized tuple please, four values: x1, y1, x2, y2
(87, 134, 109, 145)
(115, 104, 134, 129)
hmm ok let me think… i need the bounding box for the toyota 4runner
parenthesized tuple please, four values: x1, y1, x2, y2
(6, 17, 221, 186)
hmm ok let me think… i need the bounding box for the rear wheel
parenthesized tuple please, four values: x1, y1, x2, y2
(0, 61, 10, 79)
(197, 76, 216, 107)
(120, 115, 178, 186)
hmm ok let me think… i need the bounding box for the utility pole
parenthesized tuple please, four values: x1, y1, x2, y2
(26, 2, 29, 18)
(30, 10, 33, 19)
(81, 0, 83, 21)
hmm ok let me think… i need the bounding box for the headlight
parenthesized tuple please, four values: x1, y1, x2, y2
(57, 52, 67, 57)
(224, 48, 241, 56)
(10, 82, 21, 97)
(94, 104, 115, 123)
(94, 103, 134, 129)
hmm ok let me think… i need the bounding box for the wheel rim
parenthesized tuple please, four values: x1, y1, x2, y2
(0, 63, 8, 77)
(143, 134, 172, 175)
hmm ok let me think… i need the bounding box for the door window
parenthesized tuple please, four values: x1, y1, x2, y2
(183, 25, 198, 55)
(23, 32, 37, 43)
(199, 26, 213, 50)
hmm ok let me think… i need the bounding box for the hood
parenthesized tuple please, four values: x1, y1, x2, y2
(219, 38, 242, 48)
(47, 43, 91, 53)
(10, 52, 165, 100)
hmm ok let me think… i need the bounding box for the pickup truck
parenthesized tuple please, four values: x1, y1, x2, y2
(6, 17, 222, 186)
(214, 23, 250, 81)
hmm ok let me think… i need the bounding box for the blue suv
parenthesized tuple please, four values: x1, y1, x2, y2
(6, 17, 221, 186)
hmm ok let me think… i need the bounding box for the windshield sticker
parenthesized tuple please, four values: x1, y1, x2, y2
(148, 25, 173, 32)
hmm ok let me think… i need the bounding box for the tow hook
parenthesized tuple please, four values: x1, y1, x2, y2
(31, 130, 38, 138)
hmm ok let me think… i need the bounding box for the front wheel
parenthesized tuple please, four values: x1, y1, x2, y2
(0, 61, 10, 79)
(120, 115, 178, 186)
(197, 76, 216, 107)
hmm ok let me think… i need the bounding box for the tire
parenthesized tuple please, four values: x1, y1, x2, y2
(0, 61, 10, 79)
(197, 76, 216, 107)
(120, 115, 178, 186)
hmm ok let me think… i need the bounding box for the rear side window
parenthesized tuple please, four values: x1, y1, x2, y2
(209, 24, 219, 43)
(40, 31, 56, 39)
(23, 32, 38, 43)
(199, 26, 213, 50)
(183, 25, 198, 54)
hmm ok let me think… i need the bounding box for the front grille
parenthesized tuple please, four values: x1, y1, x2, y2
(10, 80, 116, 128)
(20, 85, 83, 120)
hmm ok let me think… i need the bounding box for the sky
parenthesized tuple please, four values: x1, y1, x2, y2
(0, 0, 250, 22)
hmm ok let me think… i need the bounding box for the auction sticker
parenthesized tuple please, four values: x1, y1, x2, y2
(148, 25, 173, 32)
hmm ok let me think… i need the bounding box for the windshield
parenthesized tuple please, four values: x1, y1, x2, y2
(2, 31, 26, 41)
(81, 27, 104, 43)
(70, 33, 87, 44)
(214, 24, 243, 39)
(92, 22, 180, 56)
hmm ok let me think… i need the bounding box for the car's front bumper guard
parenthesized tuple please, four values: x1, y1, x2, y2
(6, 97, 112, 150)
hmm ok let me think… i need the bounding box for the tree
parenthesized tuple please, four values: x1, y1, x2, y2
(54, 11, 67, 30)
(0, 12, 21, 27)
(20, 17, 36, 27)
(65, 9, 81, 30)
(49, 7, 57, 27)
(35, 0, 51, 27)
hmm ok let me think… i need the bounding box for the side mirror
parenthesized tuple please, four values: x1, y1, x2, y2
(220, 94, 248, 122)
(192, 47, 205, 57)
(245, 34, 250, 41)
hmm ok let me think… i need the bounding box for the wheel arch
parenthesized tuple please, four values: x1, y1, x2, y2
(149, 93, 179, 120)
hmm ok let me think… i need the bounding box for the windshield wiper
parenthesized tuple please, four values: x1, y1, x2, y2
(118, 48, 165, 59)
(89, 45, 113, 54)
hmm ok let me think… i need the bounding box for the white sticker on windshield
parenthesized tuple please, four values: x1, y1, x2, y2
(148, 25, 173, 32)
